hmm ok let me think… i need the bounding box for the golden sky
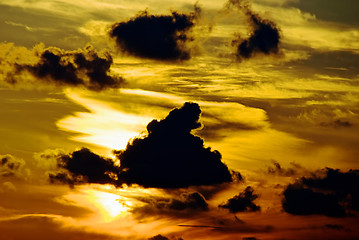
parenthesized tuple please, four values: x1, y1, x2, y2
(0, 0, 359, 239)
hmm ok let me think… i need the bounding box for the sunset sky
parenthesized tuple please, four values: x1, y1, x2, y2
(1, 0, 359, 239)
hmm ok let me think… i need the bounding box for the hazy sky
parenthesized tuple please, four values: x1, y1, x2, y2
(0, 0, 359, 239)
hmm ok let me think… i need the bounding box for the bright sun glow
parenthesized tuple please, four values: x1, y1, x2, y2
(90, 190, 132, 220)
(62, 188, 133, 222)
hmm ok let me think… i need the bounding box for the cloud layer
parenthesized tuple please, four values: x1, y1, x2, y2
(110, 6, 200, 61)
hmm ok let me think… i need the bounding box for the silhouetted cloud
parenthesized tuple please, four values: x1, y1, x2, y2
(282, 168, 359, 217)
(219, 186, 260, 213)
(267, 161, 304, 177)
(242, 237, 259, 240)
(109, 5, 200, 61)
(148, 235, 183, 240)
(14, 45, 124, 90)
(132, 192, 208, 218)
(226, 0, 281, 60)
(114, 102, 234, 188)
(324, 224, 346, 231)
(320, 119, 353, 128)
(148, 235, 170, 240)
(49, 148, 120, 187)
(0, 154, 28, 179)
(50, 103, 236, 189)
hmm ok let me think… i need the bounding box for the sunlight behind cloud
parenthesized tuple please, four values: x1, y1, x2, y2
(88, 190, 132, 221)
(57, 90, 154, 150)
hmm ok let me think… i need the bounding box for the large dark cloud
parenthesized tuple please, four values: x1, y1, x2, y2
(50, 103, 236, 189)
(226, 0, 281, 60)
(109, 6, 200, 61)
(114, 102, 234, 188)
(282, 168, 359, 217)
(14, 45, 124, 91)
(219, 186, 260, 213)
(49, 148, 120, 187)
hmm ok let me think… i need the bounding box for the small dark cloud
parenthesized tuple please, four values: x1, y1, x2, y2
(267, 161, 303, 177)
(219, 186, 260, 213)
(226, 0, 281, 60)
(324, 224, 347, 231)
(15, 45, 124, 91)
(242, 237, 259, 240)
(148, 235, 183, 240)
(49, 148, 120, 187)
(282, 168, 359, 217)
(132, 192, 208, 219)
(109, 5, 200, 61)
(0, 154, 26, 178)
(320, 119, 353, 128)
(148, 235, 170, 240)
(114, 102, 234, 188)
(141, 192, 208, 211)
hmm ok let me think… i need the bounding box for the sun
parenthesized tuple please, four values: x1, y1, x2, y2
(89, 190, 132, 221)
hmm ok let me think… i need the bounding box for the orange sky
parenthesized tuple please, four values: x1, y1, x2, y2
(0, 0, 359, 239)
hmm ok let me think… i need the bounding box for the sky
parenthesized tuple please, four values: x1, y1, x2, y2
(0, 0, 359, 239)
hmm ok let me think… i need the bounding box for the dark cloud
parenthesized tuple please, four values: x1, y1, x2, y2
(320, 119, 353, 128)
(267, 161, 304, 177)
(148, 235, 170, 240)
(50, 103, 236, 189)
(226, 0, 281, 60)
(109, 5, 200, 61)
(0, 154, 26, 178)
(132, 192, 208, 218)
(148, 235, 183, 240)
(282, 168, 359, 217)
(324, 224, 347, 231)
(49, 148, 120, 187)
(219, 186, 260, 213)
(15, 45, 124, 91)
(0, 155, 23, 177)
(114, 102, 234, 188)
